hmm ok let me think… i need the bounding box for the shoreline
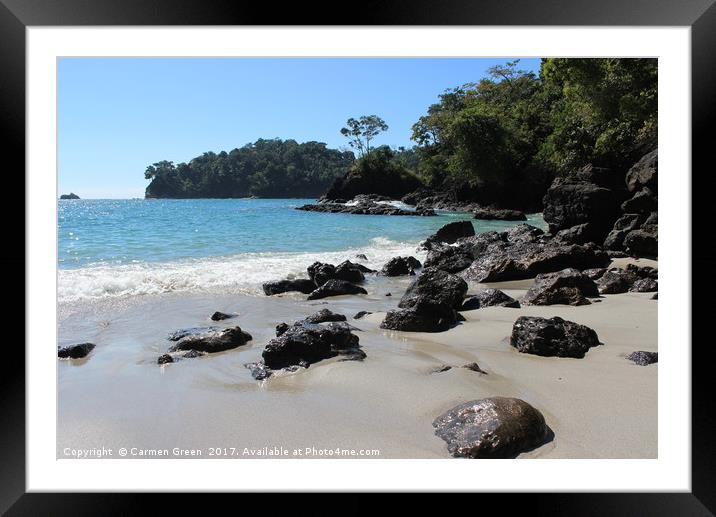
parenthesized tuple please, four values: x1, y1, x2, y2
(58, 255, 657, 459)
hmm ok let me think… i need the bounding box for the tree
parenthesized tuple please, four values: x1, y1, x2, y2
(340, 115, 389, 157)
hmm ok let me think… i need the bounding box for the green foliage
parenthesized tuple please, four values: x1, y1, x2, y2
(340, 115, 389, 157)
(145, 139, 354, 199)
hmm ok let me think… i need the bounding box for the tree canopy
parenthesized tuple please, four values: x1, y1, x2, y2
(340, 115, 389, 157)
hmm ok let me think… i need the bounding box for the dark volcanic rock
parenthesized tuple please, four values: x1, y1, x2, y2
(261, 321, 363, 370)
(297, 200, 434, 217)
(399, 267, 468, 311)
(276, 323, 290, 336)
(353, 310, 373, 319)
(380, 300, 463, 333)
(431, 365, 453, 373)
(597, 268, 639, 294)
(60, 192, 80, 200)
(424, 221, 475, 248)
(168, 326, 252, 354)
(335, 260, 369, 281)
(462, 362, 487, 374)
(157, 354, 174, 364)
(308, 261, 365, 286)
(522, 269, 599, 306)
(626, 264, 658, 279)
(461, 289, 519, 310)
(355, 253, 368, 260)
(510, 316, 601, 358)
(626, 149, 658, 193)
(245, 361, 272, 380)
(210, 311, 234, 321)
(433, 397, 551, 458)
(322, 164, 424, 201)
(603, 229, 628, 251)
(58, 342, 95, 359)
(623, 229, 657, 258)
(504, 224, 545, 244)
(168, 326, 218, 341)
(626, 351, 658, 366)
(630, 277, 658, 292)
(307, 279, 367, 300)
(652, 293, 658, 300)
(304, 308, 347, 324)
(582, 268, 607, 280)
(424, 246, 473, 274)
(380, 256, 422, 276)
(473, 207, 526, 221)
(262, 278, 317, 296)
(552, 223, 594, 245)
(613, 213, 646, 231)
(621, 188, 657, 214)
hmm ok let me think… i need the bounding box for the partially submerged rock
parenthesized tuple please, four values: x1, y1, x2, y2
(510, 316, 601, 358)
(168, 326, 252, 354)
(626, 350, 658, 366)
(307, 279, 368, 300)
(380, 256, 421, 276)
(303, 308, 347, 324)
(58, 342, 95, 359)
(308, 261, 365, 286)
(522, 268, 598, 306)
(461, 289, 519, 310)
(462, 362, 487, 374)
(433, 397, 551, 458)
(262, 278, 317, 296)
(473, 207, 526, 221)
(423, 221, 475, 248)
(210, 311, 234, 321)
(353, 311, 373, 319)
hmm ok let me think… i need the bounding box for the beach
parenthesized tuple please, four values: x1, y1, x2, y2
(57, 255, 657, 459)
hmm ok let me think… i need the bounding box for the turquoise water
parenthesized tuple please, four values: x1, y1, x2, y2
(58, 198, 546, 302)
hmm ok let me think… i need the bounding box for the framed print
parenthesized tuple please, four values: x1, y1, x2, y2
(5, 0, 714, 512)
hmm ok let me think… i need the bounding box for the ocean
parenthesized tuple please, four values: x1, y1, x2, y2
(58, 198, 547, 303)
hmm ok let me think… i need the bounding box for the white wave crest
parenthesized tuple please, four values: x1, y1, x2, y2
(58, 237, 425, 303)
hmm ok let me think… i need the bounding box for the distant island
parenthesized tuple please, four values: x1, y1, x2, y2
(60, 193, 80, 199)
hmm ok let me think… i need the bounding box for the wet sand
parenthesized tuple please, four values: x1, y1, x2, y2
(58, 258, 657, 459)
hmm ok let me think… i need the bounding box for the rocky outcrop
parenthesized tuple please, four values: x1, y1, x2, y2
(262, 278, 317, 296)
(307, 279, 367, 300)
(626, 351, 658, 366)
(423, 221, 475, 248)
(297, 200, 435, 216)
(423, 246, 473, 274)
(380, 256, 421, 276)
(522, 269, 599, 306)
(433, 397, 551, 458)
(167, 326, 252, 354)
(322, 164, 424, 201)
(59, 192, 80, 200)
(461, 289, 519, 310)
(626, 149, 658, 193)
(58, 342, 95, 359)
(303, 309, 347, 324)
(510, 316, 601, 358)
(473, 207, 526, 221)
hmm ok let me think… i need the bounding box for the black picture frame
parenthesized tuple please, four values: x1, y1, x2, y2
(4, 0, 713, 513)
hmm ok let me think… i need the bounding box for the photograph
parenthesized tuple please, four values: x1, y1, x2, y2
(56, 56, 659, 461)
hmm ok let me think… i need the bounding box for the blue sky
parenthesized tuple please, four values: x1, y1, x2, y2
(58, 57, 541, 198)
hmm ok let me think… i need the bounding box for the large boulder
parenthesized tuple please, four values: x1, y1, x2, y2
(380, 256, 421, 276)
(473, 207, 526, 221)
(261, 321, 363, 370)
(461, 289, 519, 310)
(623, 229, 657, 258)
(522, 268, 599, 306)
(621, 188, 657, 214)
(423, 221, 475, 248)
(596, 268, 639, 294)
(168, 326, 252, 354)
(380, 300, 463, 333)
(262, 278, 317, 296)
(510, 316, 601, 358)
(423, 246, 473, 274)
(303, 309, 347, 324)
(307, 261, 365, 286)
(58, 342, 95, 359)
(433, 397, 551, 458)
(399, 267, 468, 311)
(630, 277, 658, 292)
(625, 149, 658, 193)
(307, 279, 367, 300)
(552, 223, 594, 245)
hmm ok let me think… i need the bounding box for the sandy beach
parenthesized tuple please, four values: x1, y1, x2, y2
(57, 256, 657, 459)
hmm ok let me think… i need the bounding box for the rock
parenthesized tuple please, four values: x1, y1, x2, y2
(597, 268, 638, 294)
(643, 211, 657, 226)
(399, 267, 468, 311)
(385, 292, 392, 297)
(454, 231, 505, 258)
(345, 261, 375, 273)
(210, 311, 233, 321)
(423, 246, 473, 274)
(304, 308, 347, 324)
(307, 279, 367, 300)
(552, 223, 594, 245)
(651, 293, 658, 300)
(244, 361, 272, 380)
(543, 165, 627, 242)
(168, 326, 218, 341)
(473, 207, 526, 221)
(504, 224, 545, 244)
(321, 162, 424, 201)
(60, 192, 80, 199)
(380, 300, 463, 333)
(380, 256, 422, 276)
(582, 268, 607, 280)
(621, 188, 657, 214)
(276, 323, 290, 336)
(613, 213, 646, 231)
(157, 354, 174, 364)
(510, 316, 601, 358)
(433, 397, 551, 458)
(424, 221, 475, 247)
(522, 268, 599, 306)
(603, 229, 628, 250)
(461, 289, 519, 310)
(626, 351, 658, 366)
(58, 342, 95, 359)
(297, 200, 434, 217)
(335, 260, 369, 281)
(630, 277, 658, 292)
(431, 365, 453, 373)
(182, 350, 203, 359)
(606, 250, 628, 258)
(353, 311, 372, 319)
(168, 326, 252, 354)
(355, 253, 368, 260)
(462, 362, 487, 374)
(625, 149, 658, 193)
(308, 261, 365, 286)
(626, 264, 658, 279)
(623, 229, 657, 258)
(262, 278, 317, 296)
(261, 321, 363, 370)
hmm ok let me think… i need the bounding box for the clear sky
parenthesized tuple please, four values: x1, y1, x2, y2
(58, 57, 541, 198)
